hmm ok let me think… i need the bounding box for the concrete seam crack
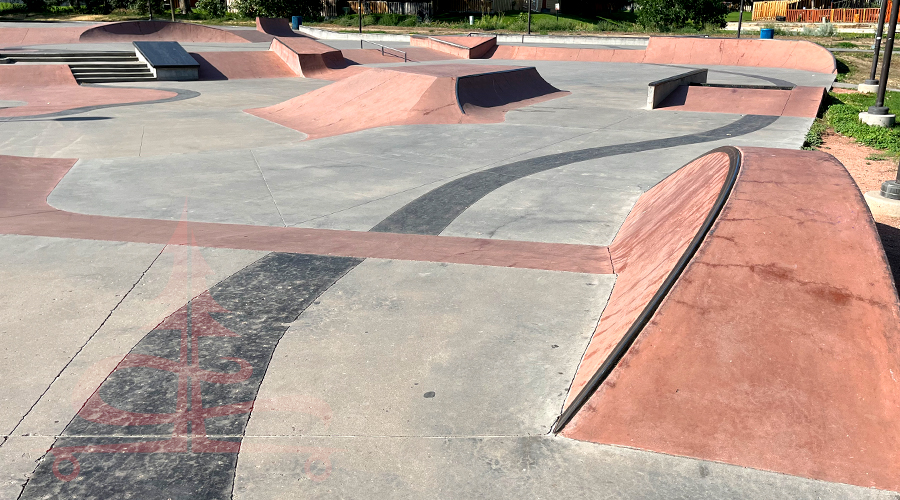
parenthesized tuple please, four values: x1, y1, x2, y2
(1, 245, 165, 450)
(250, 149, 287, 227)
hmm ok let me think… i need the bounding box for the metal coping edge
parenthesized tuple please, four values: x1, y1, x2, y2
(551, 145, 742, 434)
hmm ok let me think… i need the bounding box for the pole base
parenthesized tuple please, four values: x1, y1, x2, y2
(859, 111, 896, 127)
(869, 106, 890, 115)
(864, 79, 880, 85)
(859, 82, 880, 93)
(882, 180, 900, 200)
(866, 190, 900, 218)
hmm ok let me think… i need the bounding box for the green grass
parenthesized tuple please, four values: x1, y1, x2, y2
(825, 91, 900, 153)
(725, 11, 751, 22)
(803, 118, 828, 150)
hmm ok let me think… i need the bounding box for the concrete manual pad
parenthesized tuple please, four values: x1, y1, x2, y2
(247, 259, 613, 437)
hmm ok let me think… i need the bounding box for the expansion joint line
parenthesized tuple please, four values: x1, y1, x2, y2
(1, 245, 165, 450)
(250, 149, 287, 227)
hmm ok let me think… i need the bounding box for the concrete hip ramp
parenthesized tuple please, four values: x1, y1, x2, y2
(255, 17, 301, 37)
(245, 64, 568, 139)
(556, 146, 900, 493)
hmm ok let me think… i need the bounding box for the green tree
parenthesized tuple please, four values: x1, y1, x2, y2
(233, 0, 322, 18)
(636, 0, 727, 30)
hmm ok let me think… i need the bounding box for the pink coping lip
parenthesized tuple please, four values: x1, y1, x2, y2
(0, 155, 614, 275)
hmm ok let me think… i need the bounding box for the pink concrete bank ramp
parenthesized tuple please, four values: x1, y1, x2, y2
(487, 36, 836, 74)
(268, 36, 362, 80)
(245, 64, 568, 138)
(658, 85, 825, 118)
(255, 16, 300, 37)
(410, 35, 497, 59)
(0, 65, 176, 117)
(557, 147, 900, 492)
(79, 21, 252, 43)
(0, 21, 264, 47)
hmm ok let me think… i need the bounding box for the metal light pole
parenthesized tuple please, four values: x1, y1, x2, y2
(876, 1, 900, 200)
(527, 0, 531, 35)
(148, 0, 153, 20)
(866, 0, 889, 85)
(736, 0, 744, 39)
(359, 0, 363, 34)
(170, 0, 175, 21)
(870, 0, 899, 116)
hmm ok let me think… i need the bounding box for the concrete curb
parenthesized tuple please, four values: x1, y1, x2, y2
(295, 25, 649, 46)
(646, 68, 707, 109)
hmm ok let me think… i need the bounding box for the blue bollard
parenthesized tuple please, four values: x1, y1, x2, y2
(292, 16, 302, 29)
(760, 28, 774, 39)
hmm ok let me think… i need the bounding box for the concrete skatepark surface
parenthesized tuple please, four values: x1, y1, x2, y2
(2, 19, 899, 500)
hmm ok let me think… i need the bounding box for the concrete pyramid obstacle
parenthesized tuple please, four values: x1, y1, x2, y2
(246, 64, 567, 138)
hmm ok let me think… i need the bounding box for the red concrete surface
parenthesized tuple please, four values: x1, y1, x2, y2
(642, 37, 837, 74)
(245, 64, 567, 138)
(0, 21, 275, 47)
(0, 65, 176, 117)
(0, 27, 84, 47)
(564, 151, 731, 407)
(487, 37, 836, 74)
(255, 16, 299, 37)
(658, 85, 824, 117)
(268, 36, 363, 80)
(410, 35, 496, 59)
(79, 21, 251, 43)
(562, 148, 900, 491)
(0, 155, 614, 274)
(191, 51, 296, 80)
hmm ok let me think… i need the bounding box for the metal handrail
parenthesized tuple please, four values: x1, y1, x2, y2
(359, 40, 408, 62)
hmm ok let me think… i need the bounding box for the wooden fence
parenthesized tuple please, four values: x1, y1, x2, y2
(785, 5, 890, 22)
(752, 1, 789, 20)
(753, 0, 891, 22)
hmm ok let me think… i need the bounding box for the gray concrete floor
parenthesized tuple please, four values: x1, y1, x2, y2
(1, 49, 882, 499)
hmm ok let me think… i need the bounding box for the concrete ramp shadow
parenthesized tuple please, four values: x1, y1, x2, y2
(555, 146, 900, 493)
(245, 64, 568, 139)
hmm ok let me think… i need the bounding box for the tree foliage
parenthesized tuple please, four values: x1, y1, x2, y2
(233, 0, 322, 19)
(636, 0, 727, 30)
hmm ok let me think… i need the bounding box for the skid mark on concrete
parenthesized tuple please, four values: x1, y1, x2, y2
(19, 253, 362, 499)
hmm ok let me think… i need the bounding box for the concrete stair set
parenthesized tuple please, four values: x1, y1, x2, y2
(0, 51, 154, 83)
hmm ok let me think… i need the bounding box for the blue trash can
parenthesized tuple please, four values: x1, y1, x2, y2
(760, 28, 774, 39)
(292, 16, 302, 29)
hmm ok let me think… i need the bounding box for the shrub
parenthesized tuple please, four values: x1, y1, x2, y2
(196, 0, 225, 16)
(398, 16, 415, 26)
(0, 2, 28, 12)
(636, 0, 727, 31)
(825, 91, 900, 153)
(379, 12, 401, 25)
(233, 0, 321, 19)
